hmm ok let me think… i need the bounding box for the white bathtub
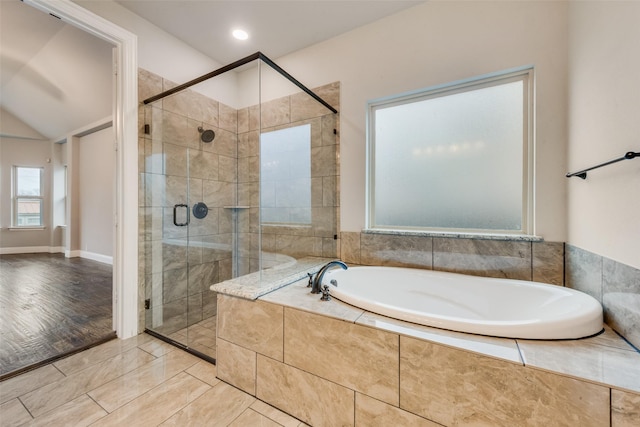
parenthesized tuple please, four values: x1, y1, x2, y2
(323, 266, 603, 339)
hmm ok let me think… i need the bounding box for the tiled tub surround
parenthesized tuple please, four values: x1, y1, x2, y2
(216, 279, 640, 427)
(341, 231, 564, 284)
(566, 244, 640, 350)
(341, 231, 640, 349)
(137, 67, 340, 340)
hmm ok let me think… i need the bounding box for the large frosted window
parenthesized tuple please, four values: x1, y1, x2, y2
(368, 69, 532, 234)
(13, 166, 44, 227)
(261, 124, 311, 225)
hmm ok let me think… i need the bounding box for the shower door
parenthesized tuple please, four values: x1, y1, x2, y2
(140, 53, 338, 362)
(143, 101, 223, 362)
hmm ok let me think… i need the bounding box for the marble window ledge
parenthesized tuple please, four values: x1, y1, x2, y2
(258, 278, 640, 396)
(363, 228, 544, 242)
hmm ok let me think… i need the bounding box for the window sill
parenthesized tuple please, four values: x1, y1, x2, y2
(363, 228, 543, 242)
(7, 226, 46, 231)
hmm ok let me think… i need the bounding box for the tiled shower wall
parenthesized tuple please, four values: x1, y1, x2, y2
(138, 69, 238, 334)
(341, 231, 640, 348)
(235, 82, 340, 273)
(137, 68, 340, 332)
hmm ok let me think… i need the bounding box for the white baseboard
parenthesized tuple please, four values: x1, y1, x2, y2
(1, 246, 64, 255)
(79, 251, 113, 265)
(0, 247, 111, 265)
(66, 250, 81, 258)
(66, 250, 112, 265)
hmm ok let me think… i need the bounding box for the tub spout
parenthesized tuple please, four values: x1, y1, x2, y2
(311, 260, 348, 295)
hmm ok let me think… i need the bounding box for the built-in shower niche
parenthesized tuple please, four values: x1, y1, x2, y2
(138, 56, 339, 360)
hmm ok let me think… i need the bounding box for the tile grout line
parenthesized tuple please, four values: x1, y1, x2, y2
(514, 340, 526, 366)
(17, 395, 36, 422)
(86, 391, 109, 416)
(53, 362, 67, 378)
(609, 387, 613, 427)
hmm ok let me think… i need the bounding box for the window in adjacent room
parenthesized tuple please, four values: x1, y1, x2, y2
(260, 124, 312, 225)
(367, 67, 533, 235)
(13, 166, 44, 227)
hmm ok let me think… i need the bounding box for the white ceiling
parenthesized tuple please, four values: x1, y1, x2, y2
(115, 0, 424, 65)
(0, 0, 423, 140)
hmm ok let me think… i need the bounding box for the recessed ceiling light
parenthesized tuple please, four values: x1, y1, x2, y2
(232, 29, 249, 41)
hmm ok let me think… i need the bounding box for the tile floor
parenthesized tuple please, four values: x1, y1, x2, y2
(166, 316, 217, 361)
(0, 334, 307, 426)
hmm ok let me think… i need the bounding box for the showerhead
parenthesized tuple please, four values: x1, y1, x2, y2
(197, 126, 215, 143)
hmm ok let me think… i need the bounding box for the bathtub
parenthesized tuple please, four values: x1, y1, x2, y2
(322, 266, 603, 340)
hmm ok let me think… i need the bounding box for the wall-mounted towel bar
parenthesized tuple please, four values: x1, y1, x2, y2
(566, 151, 639, 179)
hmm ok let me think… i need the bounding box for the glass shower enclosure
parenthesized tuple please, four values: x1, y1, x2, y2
(140, 53, 339, 362)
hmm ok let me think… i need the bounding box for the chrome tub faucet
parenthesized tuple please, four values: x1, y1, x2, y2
(310, 260, 348, 299)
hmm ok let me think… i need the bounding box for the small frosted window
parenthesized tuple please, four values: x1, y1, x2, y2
(368, 69, 532, 234)
(261, 124, 311, 225)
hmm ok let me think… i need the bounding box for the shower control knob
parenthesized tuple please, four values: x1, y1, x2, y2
(192, 202, 209, 219)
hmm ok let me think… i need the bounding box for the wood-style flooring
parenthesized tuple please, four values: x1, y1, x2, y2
(0, 254, 114, 380)
(0, 334, 307, 426)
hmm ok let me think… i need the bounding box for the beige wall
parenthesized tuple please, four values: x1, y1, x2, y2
(80, 1, 639, 267)
(75, 0, 239, 108)
(80, 1, 570, 242)
(78, 126, 114, 260)
(0, 137, 53, 250)
(0, 126, 114, 259)
(272, 1, 569, 241)
(567, 1, 640, 269)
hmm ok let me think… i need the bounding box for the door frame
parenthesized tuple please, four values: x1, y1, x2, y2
(26, 0, 139, 338)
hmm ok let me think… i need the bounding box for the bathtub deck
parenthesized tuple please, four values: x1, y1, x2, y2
(210, 256, 331, 299)
(259, 276, 640, 395)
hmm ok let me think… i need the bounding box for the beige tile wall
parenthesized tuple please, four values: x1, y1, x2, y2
(342, 231, 640, 350)
(355, 393, 440, 427)
(342, 231, 564, 284)
(217, 295, 283, 361)
(612, 389, 640, 427)
(217, 294, 640, 427)
(236, 82, 340, 270)
(400, 336, 609, 426)
(138, 69, 234, 338)
(216, 338, 256, 395)
(138, 68, 340, 339)
(257, 355, 354, 427)
(284, 308, 399, 405)
(566, 244, 640, 349)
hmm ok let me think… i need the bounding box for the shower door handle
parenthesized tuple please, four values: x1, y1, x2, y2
(173, 204, 190, 226)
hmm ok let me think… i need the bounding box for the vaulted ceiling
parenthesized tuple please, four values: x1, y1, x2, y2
(0, 0, 113, 140)
(0, 0, 422, 141)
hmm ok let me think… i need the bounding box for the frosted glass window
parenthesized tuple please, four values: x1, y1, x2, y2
(368, 69, 532, 234)
(261, 124, 311, 225)
(13, 166, 44, 227)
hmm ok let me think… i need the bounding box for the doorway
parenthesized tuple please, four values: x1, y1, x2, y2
(0, 0, 138, 377)
(0, 3, 116, 379)
(22, 0, 140, 339)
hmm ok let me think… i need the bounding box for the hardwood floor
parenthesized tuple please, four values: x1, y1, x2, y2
(0, 254, 114, 380)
